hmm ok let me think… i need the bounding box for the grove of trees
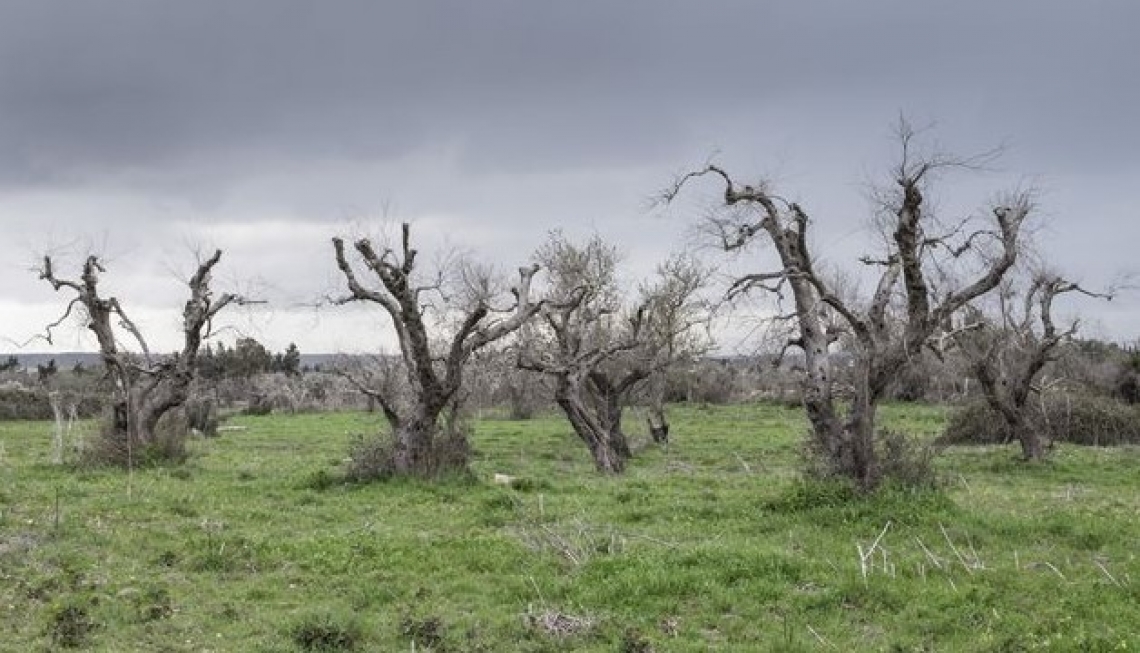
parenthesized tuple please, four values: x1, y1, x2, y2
(13, 119, 1134, 493)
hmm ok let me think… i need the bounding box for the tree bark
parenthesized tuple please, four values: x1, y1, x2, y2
(555, 380, 628, 474)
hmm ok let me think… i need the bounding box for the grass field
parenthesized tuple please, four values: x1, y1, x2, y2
(1, 403, 1138, 651)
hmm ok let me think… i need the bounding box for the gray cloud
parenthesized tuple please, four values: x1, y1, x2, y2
(1, 1, 1137, 351)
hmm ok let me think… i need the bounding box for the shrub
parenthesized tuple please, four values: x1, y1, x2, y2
(346, 425, 472, 482)
(876, 429, 940, 489)
(798, 428, 939, 491)
(344, 435, 397, 483)
(0, 386, 52, 420)
(184, 395, 219, 436)
(80, 410, 189, 468)
(243, 393, 273, 416)
(0, 384, 105, 421)
(941, 393, 1140, 447)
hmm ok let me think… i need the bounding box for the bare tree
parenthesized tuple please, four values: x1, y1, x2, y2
(331, 222, 542, 476)
(664, 121, 1028, 490)
(519, 233, 709, 473)
(952, 273, 1111, 461)
(38, 250, 245, 461)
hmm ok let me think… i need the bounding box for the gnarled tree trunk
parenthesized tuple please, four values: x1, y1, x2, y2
(555, 379, 629, 474)
(665, 120, 1026, 490)
(38, 250, 244, 463)
(332, 223, 542, 478)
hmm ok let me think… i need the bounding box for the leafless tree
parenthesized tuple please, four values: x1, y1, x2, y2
(37, 250, 246, 461)
(952, 272, 1111, 460)
(663, 120, 1028, 490)
(331, 222, 542, 476)
(519, 233, 709, 473)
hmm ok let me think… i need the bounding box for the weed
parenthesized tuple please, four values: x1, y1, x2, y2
(619, 627, 655, 652)
(46, 599, 97, 649)
(291, 612, 362, 652)
(134, 585, 174, 622)
(303, 467, 339, 491)
(399, 613, 445, 649)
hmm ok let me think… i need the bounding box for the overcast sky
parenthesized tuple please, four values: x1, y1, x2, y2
(1, 1, 1137, 355)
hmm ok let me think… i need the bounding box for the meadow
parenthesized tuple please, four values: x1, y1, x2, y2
(1, 403, 1137, 652)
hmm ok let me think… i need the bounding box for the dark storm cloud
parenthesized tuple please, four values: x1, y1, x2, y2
(1, 1, 1138, 350)
(1, 1, 1136, 188)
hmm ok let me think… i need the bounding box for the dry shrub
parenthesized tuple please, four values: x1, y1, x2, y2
(942, 393, 1140, 447)
(799, 428, 939, 491)
(346, 425, 472, 482)
(876, 429, 940, 489)
(81, 409, 188, 468)
(184, 394, 219, 436)
(344, 435, 397, 482)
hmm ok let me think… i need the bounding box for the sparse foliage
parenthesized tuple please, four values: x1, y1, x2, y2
(950, 272, 1112, 460)
(36, 250, 247, 465)
(665, 119, 1027, 490)
(519, 232, 710, 473)
(331, 222, 542, 477)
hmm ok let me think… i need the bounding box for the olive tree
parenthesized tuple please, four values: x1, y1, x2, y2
(952, 272, 1110, 460)
(38, 250, 246, 462)
(664, 122, 1028, 490)
(331, 222, 542, 477)
(519, 232, 709, 473)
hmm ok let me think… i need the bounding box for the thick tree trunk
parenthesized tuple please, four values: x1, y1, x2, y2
(1013, 422, 1046, 461)
(976, 363, 1048, 462)
(995, 401, 1046, 462)
(601, 391, 632, 461)
(842, 394, 880, 491)
(804, 361, 889, 490)
(556, 385, 628, 474)
(392, 416, 437, 475)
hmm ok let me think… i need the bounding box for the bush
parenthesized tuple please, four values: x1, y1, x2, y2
(0, 386, 52, 420)
(346, 426, 472, 482)
(941, 393, 1140, 447)
(184, 395, 219, 436)
(243, 393, 273, 416)
(798, 428, 939, 491)
(0, 386, 104, 421)
(80, 409, 189, 468)
(876, 429, 940, 489)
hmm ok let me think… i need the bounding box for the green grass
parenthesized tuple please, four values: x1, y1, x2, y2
(1, 404, 1138, 651)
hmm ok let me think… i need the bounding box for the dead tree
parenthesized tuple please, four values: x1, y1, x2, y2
(519, 233, 708, 473)
(331, 222, 542, 476)
(664, 121, 1027, 490)
(953, 273, 1110, 461)
(38, 251, 244, 460)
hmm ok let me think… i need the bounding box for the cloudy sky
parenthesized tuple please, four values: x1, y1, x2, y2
(1, 1, 1137, 355)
